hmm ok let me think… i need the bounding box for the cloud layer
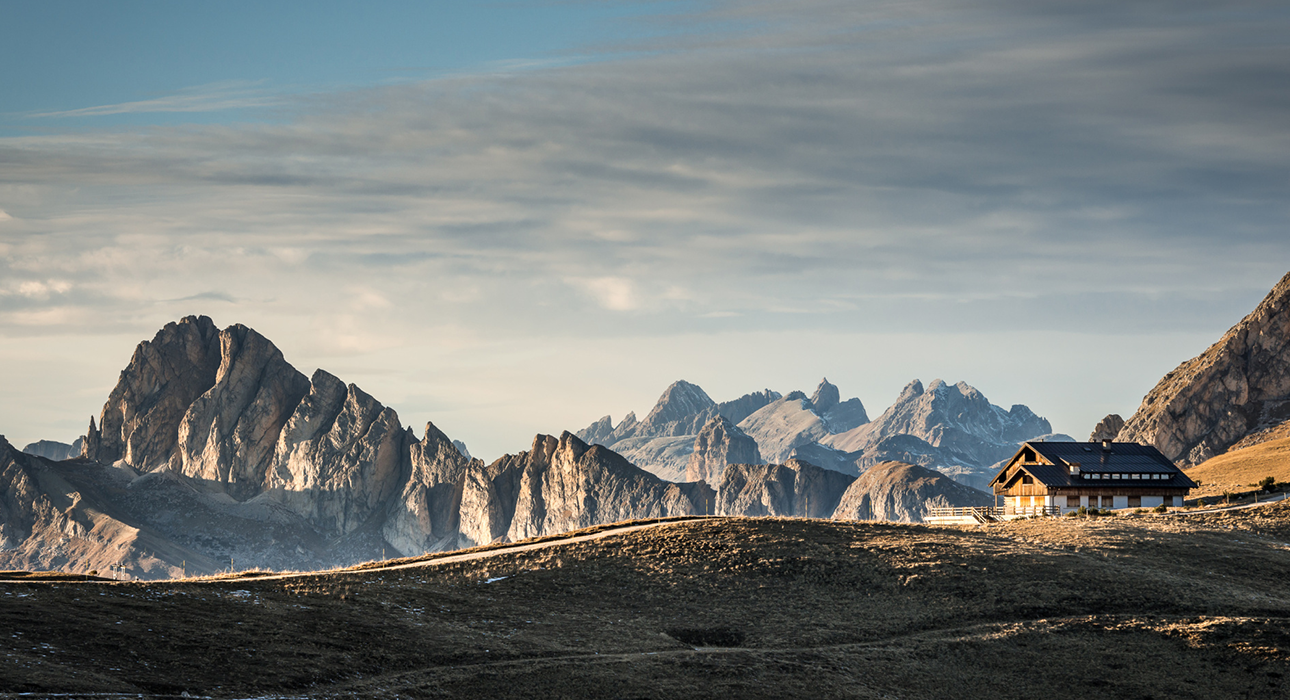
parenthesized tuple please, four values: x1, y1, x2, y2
(2, 0, 1288, 456)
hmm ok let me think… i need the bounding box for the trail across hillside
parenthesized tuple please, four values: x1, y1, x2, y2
(1177, 491, 1289, 516)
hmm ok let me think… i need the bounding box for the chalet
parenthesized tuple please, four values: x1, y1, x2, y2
(989, 439, 1195, 516)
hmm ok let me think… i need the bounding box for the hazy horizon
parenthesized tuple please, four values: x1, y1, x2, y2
(3, 1, 1288, 459)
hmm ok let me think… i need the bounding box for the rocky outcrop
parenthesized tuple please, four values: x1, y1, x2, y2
(685, 416, 761, 485)
(716, 389, 784, 426)
(505, 432, 713, 542)
(716, 459, 854, 518)
(176, 324, 311, 499)
(810, 378, 869, 433)
(266, 370, 408, 535)
(22, 438, 83, 462)
(83, 315, 222, 469)
(1089, 414, 1126, 443)
(384, 423, 477, 555)
(830, 461, 993, 523)
(1118, 272, 1290, 465)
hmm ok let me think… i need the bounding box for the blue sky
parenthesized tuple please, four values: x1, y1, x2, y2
(1, 1, 690, 130)
(2, 0, 1289, 459)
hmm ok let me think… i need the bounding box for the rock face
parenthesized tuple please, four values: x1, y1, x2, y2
(83, 315, 222, 469)
(715, 459, 854, 518)
(831, 461, 994, 523)
(1118, 272, 1290, 465)
(21, 438, 83, 462)
(384, 423, 477, 555)
(685, 416, 762, 485)
(1089, 414, 1126, 443)
(502, 432, 713, 543)
(176, 324, 311, 500)
(266, 370, 408, 535)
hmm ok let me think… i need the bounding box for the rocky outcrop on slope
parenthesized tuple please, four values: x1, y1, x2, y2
(685, 416, 761, 485)
(1118, 272, 1290, 465)
(22, 438, 83, 462)
(716, 459, 854, 518)
(831, 461, 993, 523)
(1089, 414, 1126, 443)
(83, 315, 222, 469)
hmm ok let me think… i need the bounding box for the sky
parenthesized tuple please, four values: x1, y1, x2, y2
(2, 0, 1289, 461)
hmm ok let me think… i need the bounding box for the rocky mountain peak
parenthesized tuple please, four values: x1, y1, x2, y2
(83, 314, 222, 468)
(1118, 271, 1290, 464)
(642, 381, 716, 426)
(810, 378, 841, 414)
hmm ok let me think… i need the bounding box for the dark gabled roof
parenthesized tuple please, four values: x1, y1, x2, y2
(992, 441, 1196, 490)
(1029, 441, 1178, 474)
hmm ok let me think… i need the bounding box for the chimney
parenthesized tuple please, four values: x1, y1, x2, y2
(1101, 438, 1112, 452)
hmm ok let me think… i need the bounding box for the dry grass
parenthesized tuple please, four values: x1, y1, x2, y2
(1188, 436, 1290, 496)
(2, 512, 1289, 698)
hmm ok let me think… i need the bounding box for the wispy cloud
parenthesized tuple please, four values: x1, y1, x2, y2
(25, 81, 282, 118)
(0, 0, 1287, 455)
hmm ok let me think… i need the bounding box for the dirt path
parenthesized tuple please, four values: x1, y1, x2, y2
(1177, 491, 1289, 516)
(227, 516, 713, 583)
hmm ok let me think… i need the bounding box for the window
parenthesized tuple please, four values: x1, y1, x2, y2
(1128, 496, 1141, 508)
(1022, 475, 1033, 484)
(1066, 496, 1079, 507)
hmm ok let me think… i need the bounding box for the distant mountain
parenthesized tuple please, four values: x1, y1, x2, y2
(831, 461, 994, 523)
(578, 378, 861, 481)
(822, 379, 1066, 490)
(576, 382, 783, 480)
(21, 438, 83, 462)
(1118, 271, 1290, 465)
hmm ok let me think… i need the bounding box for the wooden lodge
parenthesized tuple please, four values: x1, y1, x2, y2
(987, 439, 1195, 516)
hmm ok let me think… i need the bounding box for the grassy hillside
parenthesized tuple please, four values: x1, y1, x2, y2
(1188, 436, 1290, 493)
(2, 510, 1290, 698)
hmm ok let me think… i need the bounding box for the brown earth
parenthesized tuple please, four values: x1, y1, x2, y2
(3, 508, 1290, 699)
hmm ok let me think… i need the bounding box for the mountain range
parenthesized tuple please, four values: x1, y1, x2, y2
(578, 376, 1067, 490)
(0, 316, 987, 578)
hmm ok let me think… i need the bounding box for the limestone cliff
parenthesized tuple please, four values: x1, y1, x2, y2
(504, 432, 713, 542)
(267, 370, 408, 535)
(83, 315, 222, 469)
(1118, 272, 1290, 464)
(685, 415, 761, 486)
(715, 459, 854, 518)
(830, 461, 993, 523)
(176, 324, 311, 499)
